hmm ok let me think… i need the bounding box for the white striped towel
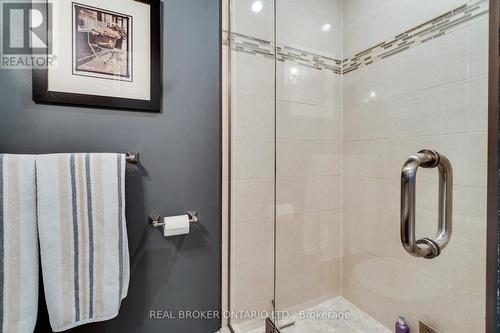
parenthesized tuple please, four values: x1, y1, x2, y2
(36, 153, 130, 332)
(0, 154, 39, 333)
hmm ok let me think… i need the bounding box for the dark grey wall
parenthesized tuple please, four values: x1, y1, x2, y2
(0, 1, 221, 332)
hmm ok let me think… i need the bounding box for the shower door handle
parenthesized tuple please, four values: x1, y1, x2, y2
(400, 149, 453, 259)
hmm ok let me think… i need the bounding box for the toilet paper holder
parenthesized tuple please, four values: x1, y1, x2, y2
(149, 210, 199, 229)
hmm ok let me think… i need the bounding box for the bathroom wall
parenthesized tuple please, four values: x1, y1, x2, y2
(341, 1, 489, 332)
(0, 1, 221, 332)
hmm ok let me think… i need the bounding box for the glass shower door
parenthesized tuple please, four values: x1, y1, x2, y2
(226, 0, 489, 332)
(273, 1, 489, 333)
(226, 1, 277, 332)
(274, 0, 344, 331)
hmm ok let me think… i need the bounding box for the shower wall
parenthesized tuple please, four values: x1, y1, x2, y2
(341, 0, 488, 332)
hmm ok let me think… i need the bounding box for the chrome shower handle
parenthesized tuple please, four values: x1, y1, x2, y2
(400, 149, 453, 259)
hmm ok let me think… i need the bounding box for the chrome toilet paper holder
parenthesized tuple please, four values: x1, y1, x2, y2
(149, 210, 199, 229)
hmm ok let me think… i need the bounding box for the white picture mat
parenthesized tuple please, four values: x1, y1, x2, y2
(48, 0, 151, 101)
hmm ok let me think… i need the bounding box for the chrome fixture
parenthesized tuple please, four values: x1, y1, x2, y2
(148, 210, 200, 228)
(401, 149, 453, 259)
(125, 152, 140, 164)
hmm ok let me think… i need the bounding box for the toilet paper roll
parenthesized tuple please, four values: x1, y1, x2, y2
(163, 214, 190, 237)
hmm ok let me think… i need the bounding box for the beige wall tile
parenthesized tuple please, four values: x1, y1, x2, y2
(277, 139, 341, 177)
(277, 62, 342, 107)
(468, 18, 489, 79)
(232, 259, 274, 308)
(232, 219, 273, 265)
(277, 176, 341, 215)
(468, 76, 488, 133)
(276, 0, 342, 58)
(231, 179, 274, 223)
(342, 278, 388, 326)
(232, 137, 274, 180)
(231, 0, 275, 41)
(232, 51, 274, 98)
(344, 81, 469, 141)
(277, 101, 341, 141)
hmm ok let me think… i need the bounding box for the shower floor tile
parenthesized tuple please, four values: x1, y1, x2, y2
(245, 297, 390, 333)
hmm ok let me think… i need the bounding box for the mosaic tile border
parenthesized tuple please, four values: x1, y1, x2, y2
(223, 30, 342, 74)
(277, 45, 342, 74)
(343, 0, 488, 74)
(224, 31, 274, 58)
(224, 0, 488, 76)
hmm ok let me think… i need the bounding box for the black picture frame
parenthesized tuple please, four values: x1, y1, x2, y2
(32, 0, 161, 112)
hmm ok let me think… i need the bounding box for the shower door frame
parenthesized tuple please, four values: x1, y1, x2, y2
(486, 0, 500, 332)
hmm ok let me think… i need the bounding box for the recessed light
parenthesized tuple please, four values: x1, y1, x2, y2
(289, 67, 299, 81)
(251, 1, 263, 13)
(321, 23, 332, 32)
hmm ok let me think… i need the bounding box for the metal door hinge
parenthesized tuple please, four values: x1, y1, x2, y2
(266, 318, 280, 333)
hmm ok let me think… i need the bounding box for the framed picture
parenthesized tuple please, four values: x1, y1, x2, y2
(33, 0, 161, 112)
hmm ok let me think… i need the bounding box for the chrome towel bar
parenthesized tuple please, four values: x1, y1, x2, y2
(125, 152, 139, 164)
(400, 149, 453, 259)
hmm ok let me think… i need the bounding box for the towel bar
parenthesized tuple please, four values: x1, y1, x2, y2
(125, 152, 139, 164)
